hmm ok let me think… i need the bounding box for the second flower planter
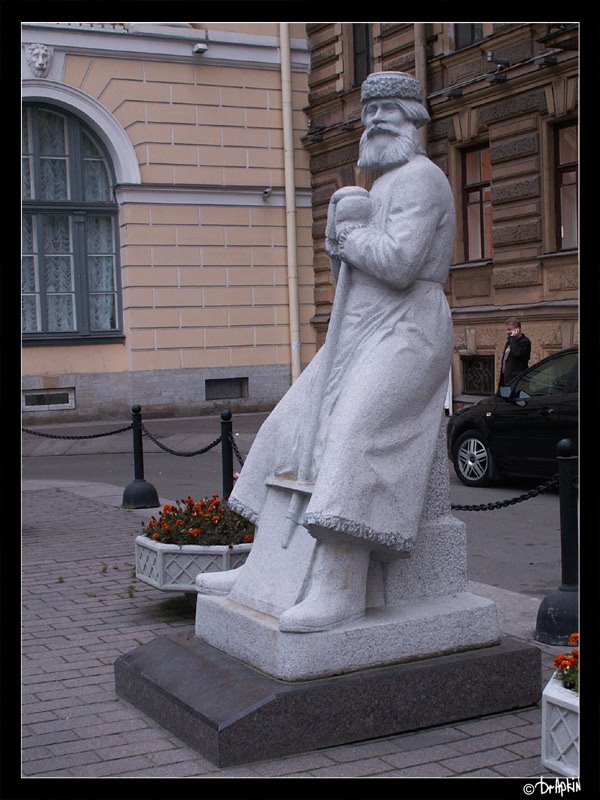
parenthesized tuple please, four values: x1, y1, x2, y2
(135, 535, 252, 594)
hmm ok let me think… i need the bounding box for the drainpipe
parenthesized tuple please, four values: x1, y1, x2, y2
(279, 23, 302, 382)
(414, 23, 428, 152)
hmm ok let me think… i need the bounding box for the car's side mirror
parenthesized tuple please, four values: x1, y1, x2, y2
(499, 386, 512, 399)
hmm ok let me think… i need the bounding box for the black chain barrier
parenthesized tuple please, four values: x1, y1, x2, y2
(23, 417, 559, 512)
(21, 421, 223, 456)
(140, 422, 221, 457)
(23, 406, 243, 508)
(450, 475, 558, 511)
(230, 433, 245, 467)
(21, 424, 132, 439)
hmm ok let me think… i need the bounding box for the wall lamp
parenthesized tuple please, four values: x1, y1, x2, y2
(533, 52, 558, 67)
(486, 72, 507, 84)
(442, 85, 463, 98)
(486, 50, 511, 68)
(192, 42, 207, 54)
(306, 120, 325, 142)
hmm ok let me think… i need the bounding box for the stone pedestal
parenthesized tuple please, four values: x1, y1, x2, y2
(114, 632, 541, 768)
(196, 589, 498, 681)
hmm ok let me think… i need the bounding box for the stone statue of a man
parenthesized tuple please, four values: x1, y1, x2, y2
(197, 71, 456, 633)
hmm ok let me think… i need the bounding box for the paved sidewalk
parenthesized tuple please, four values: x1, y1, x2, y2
(18, 477, 569, 781)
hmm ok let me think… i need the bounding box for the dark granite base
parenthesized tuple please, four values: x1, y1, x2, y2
(114, 630, 541, 768)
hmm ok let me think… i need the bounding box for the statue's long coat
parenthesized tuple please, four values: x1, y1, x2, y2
(228, 154, 455, 556)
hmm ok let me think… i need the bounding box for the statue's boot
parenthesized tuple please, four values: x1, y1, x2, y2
(195, 566, 243, 596)
(278, 539, 370, 632)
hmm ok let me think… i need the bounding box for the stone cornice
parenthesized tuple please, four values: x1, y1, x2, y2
(21, 23, 310, 71)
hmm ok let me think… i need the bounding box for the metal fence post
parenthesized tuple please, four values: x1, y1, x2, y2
(535, 438, 578, 644)
(122, 405, 160, 509)
(221, 409, 234, 501)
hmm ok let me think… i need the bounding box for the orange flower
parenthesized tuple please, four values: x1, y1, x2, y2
(152, 533, 159, 541)
(143, 494, 254, 547)
(568, 632, 579, 646)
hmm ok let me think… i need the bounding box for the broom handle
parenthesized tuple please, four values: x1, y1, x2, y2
(280, 185, 370, 548)
(281, 259, 351, 546)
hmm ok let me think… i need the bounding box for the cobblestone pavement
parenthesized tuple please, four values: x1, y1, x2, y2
(17, 477, 573, 785)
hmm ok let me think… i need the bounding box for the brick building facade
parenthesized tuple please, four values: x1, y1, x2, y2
(303, 23, 578, 408)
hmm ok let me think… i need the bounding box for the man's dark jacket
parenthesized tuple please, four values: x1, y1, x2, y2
(498, 333, 531, 387)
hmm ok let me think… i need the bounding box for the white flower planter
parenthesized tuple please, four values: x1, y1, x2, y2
(541, 675, 579, 777)
(135, 535, 251, 593)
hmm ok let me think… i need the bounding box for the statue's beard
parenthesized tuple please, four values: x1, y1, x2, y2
(357, 126, 421, 171)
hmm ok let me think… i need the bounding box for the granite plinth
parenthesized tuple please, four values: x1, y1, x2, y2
(114, 631, 541, 768)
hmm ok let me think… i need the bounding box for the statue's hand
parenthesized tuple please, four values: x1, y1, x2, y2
(335, 194, 372, 228)
(326, 186, 369, 241)
(329, 185, 370, 205)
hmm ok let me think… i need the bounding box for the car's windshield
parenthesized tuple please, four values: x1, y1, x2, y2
(514, 351, 578, 398)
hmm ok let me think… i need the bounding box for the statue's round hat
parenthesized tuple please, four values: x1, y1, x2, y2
(360, 71, 423, 103)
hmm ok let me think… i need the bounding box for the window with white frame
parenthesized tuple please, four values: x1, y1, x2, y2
(352, 24, 373, 87)
(22, 104, 122, 341)
(554, 120, 578, 251)
(461, 144, 493, 262)
(453, 24, 484, 50)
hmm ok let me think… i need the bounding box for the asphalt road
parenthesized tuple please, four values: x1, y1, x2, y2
(21, 411, 563, 598)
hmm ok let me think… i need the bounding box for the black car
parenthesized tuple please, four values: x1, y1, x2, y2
(447, 347, 578, 487)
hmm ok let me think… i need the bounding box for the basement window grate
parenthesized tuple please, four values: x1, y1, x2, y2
(22, 389, 76, 411)
(460, 355, 495, 395)
(205, 377, 249, 401)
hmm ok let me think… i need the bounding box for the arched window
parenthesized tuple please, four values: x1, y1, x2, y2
(22, 103, 122, 342)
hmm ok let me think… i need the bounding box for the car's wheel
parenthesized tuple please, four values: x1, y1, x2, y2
(453, 430, 492, 487)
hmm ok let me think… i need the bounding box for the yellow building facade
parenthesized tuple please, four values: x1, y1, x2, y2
(22, 22, 315, 422)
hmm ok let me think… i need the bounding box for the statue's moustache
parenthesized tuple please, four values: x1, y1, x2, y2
(366, 126, 397, 138)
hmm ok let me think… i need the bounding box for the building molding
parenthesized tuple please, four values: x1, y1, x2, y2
(22, 79, 142, 185)
(449, 299, 578, 316)
(114, 184, 313, 208)
(21, 23, 310, 71)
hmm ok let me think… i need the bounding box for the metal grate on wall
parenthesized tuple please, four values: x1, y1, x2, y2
(204, 377, 249, 402)
(22, 388, 75, 411)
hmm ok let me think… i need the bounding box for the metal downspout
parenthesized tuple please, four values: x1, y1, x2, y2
(279, 23, 302, 383)
(414, 23, 428, 152)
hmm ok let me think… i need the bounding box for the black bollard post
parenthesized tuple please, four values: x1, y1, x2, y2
(122, 405, 160, 509)
(221, 409, 234, 501)
(535, 438, 578, 644)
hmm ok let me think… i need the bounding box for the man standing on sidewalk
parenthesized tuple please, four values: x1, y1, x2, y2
(498, 317, 531, 388)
